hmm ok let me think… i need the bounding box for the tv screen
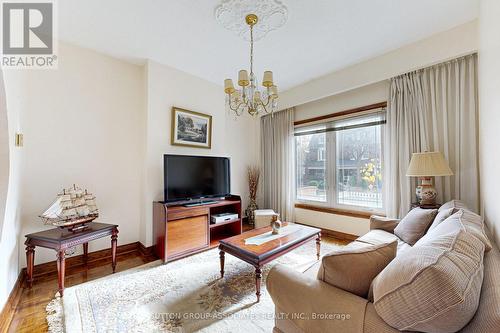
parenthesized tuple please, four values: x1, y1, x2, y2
(164, 155, 230, 202)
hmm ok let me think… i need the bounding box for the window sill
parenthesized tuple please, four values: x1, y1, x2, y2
(294, 203, 382, 219)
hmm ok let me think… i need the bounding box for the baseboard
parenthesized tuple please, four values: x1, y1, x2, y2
(138, 242, 156, 256)
(0, 270, 25, 333)
(295, 222, 358, 241)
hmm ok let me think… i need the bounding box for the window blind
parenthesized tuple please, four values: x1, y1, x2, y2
(294, 111, 386, 137)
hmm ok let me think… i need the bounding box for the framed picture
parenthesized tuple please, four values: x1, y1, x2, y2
(171, 107, 212, 149)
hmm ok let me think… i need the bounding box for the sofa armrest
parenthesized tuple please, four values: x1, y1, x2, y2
(370, 215, 400, 233)
(267, 264, 368, 333)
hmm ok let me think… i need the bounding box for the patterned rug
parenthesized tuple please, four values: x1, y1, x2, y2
(46, 240, 341, 332)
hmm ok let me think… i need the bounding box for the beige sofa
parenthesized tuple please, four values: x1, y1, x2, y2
(267, 201, 500, 333)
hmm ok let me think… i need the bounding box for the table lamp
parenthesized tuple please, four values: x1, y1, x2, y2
(406, 151, 453, 206)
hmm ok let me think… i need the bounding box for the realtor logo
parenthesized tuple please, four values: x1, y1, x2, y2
(1, 0, 57, 69)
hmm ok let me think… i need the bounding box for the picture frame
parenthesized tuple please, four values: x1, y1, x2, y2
(171, 107, 212, 149)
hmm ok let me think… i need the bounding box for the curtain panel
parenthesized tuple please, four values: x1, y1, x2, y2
(386, 54, 478, 217)
(260, 108, 295, 221)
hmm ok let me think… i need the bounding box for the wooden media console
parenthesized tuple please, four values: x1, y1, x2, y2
(153, 195, 242, 262)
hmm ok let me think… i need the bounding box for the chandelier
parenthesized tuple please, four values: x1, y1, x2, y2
(223, 14, 278, 117)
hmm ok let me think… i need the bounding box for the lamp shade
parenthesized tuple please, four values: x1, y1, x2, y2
(238, 70, 249, 86)
(262, 71, 273, 87)
(224, 79, 235, 94)
(406, 152, 454, 177)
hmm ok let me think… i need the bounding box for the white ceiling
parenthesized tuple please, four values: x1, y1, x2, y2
(58, 0, 479, 91)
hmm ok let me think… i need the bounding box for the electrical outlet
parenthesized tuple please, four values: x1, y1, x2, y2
(15, 133, 23, 147)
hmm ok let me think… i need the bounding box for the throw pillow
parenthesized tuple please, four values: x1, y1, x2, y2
(439, 199, 468, 212)
(394, 207, 438, 245)
(317, 240, 397, 298)
(428, 207, 456, 231)
(416, 209, 492, 252)
(372, 229, 485, 332)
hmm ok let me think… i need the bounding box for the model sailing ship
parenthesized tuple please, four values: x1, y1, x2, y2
(40, 184, 98, 230)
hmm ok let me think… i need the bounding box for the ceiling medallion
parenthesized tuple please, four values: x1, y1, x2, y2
(223, 14, 278, 117)
(215, 0, 288, 41)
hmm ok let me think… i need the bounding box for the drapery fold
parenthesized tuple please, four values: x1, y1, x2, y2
(386, 54, 478, 217)
(260, 108, 295, 221)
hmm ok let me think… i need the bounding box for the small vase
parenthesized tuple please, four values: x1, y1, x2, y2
(245, 199, 258, 226)
(271, 215, 282, 235)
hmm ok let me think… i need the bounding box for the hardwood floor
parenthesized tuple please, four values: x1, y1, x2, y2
(7, 250, 157, 333)
(6, 228, 349, 333)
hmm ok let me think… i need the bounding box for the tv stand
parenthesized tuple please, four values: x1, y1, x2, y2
(153, 195, 242, 263)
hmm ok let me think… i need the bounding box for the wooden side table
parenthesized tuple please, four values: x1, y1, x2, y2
(25, 222, 118, 296)
(411, 203, 442, 210)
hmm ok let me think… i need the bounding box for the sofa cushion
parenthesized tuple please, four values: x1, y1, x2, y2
(461, 227, 500, 333)
(428, 207, 456, 231)
(394, 207, 437, 245)
(369, 215, 400, 233)
(317, 240, 397, 298)
(439, 199, 468, 212)
(372, 229, 485, 332)
(357, 230, 411, 255)
(357, 229, 398, 246)
(416, 209, 492, 252)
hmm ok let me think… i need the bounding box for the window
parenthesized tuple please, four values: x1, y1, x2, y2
(295, 112, 385, 212)
(296, 128, 327, 202)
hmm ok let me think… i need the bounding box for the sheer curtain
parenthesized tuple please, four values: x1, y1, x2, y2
(260, 108, 295, 221)
(386, 54, 478, 217)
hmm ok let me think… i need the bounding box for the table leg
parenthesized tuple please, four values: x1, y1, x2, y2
(111, 227, 118, 273)
(25, 245, 35, 288)
(316, 233, 321, 260)
(56, 250, 65, 296)
(83, 242, 89, 264)
(255, 267, 262, 302)
(219, 246, 225, 278)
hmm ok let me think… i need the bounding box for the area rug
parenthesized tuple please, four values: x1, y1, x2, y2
(46, 240, 341, 332)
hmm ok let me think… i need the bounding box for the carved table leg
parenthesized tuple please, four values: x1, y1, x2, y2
(316, 233, 322, 260)
(56, 250, 66, 296)
(219, 246, 225, 278)
(83, 242, 89, 264)
(255, 266, 262, 302)
(111, 227, 118, 273)
(25, 245, 35, 288)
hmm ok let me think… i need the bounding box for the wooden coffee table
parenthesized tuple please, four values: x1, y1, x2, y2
(218, 223, 321, 301)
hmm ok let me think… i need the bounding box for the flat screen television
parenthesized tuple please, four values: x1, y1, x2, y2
(163, 155, 230, 203)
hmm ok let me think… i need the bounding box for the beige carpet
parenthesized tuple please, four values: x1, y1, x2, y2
(46, 240, 341, 333)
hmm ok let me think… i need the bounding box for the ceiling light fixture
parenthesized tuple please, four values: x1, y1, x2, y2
(223, 14, 278, 117)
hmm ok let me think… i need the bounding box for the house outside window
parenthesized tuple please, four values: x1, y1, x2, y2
(295, 111, 385, 212)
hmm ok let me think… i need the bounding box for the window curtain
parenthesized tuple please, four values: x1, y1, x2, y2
(260, 108, 295, 221)
(386, 54, 478, 217)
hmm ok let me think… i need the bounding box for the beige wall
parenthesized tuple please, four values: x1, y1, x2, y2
(479, 0, 500, 245)
(3, 43, 146, 267)
(0, 72, 23, 312)
(294, 81, 389, 122)
(280, 20, 478, 109)
(142, 61, 258, 246)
